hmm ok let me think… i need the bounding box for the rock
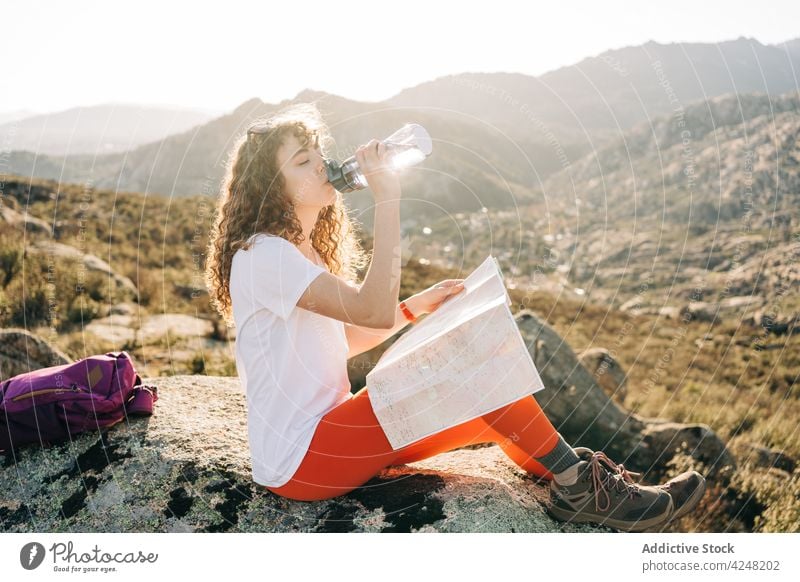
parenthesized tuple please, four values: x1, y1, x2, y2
(0, 329, 72, 380)
(1, 181, 57, 206)
(0, 375, 610, 533)
(515, 310, 734, 478)
(681, 297, 769, 324)
(0, 204, 51, 236)
(681, 301, 719, 322)
(84, 314, 137, 344)
(141, 314, 213, 339)
(729, 441, 796, 473)
(720, 296, 765, 310)
(26, 240, 138, 297)
(578, 347, 628, 402)
(638, 421, 737, 480)
(85, 313, 214, 344)
(658, 306, 682, 319)
(619, 296, 645, 313)
(743, 310, 799, 336)
(173, 283, 208, 300)
(517, 310, 645, 461)
(107, 302, 139, 317)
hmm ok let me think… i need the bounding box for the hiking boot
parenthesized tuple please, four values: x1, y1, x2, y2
(547, 450, 674, 532)
(573, 446, 642, 481)
(572, 446, 706, 523)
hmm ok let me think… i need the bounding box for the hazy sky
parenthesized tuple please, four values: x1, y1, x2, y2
(3, 0, 797, 115)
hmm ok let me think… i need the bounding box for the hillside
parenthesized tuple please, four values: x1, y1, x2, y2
(411, 92, 800, 322)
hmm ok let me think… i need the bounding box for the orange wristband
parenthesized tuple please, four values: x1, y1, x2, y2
(399, 300, 417, 323)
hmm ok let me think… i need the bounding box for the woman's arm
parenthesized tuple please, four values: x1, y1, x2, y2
(296, 140, 401, 328)
(345, 295, 425, 359)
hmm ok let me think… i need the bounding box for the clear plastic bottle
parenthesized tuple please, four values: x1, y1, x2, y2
(324, 123, 432, 193)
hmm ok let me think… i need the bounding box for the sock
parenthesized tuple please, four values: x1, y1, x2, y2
(552, 462, 580, 486)
(533, 433, 580, 484)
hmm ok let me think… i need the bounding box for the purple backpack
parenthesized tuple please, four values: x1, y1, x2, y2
(0, 351, 157, 453)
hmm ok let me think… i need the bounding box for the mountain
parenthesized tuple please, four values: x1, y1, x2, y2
(3, 37, 799, 227)
(0, 103, 217, 155)
(410, 92, 800, 320)
(388, 37, 800, 143)
(0, 109, 39, 125)
(776, 36, 800, 59)
(3, 91, 570, 225)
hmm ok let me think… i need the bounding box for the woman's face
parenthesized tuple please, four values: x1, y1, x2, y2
(276, 133, 336, 208)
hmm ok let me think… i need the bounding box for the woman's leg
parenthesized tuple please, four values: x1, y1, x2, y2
(266, 387, 568, 501)
(387, 414, 497, 465)
(390, 394, 561, 480)
(481, 395, 565, 480)
(266, 387, 497, 501)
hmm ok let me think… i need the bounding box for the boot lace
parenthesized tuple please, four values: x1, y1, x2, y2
(588, 451, 642, 512)
(614, 461, 642, 484)
(574, 446, 642, 483)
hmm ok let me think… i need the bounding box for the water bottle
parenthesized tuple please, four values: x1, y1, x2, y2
(324, 123, 432, 193)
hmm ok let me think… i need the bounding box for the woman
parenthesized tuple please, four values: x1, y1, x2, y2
(205, 103, 706, 531)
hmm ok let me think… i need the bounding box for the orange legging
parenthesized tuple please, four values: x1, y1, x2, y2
(266, 386, 563, 501)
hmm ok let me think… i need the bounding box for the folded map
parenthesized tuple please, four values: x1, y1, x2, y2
(366, 255, 546, 450)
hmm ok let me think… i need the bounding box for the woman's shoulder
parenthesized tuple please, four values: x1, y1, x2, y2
(247, 232, 283, 244)
(239, 233, 294, 253)
(232, 234, 306, 271)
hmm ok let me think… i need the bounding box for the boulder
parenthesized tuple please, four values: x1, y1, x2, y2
(26, 240, 138, 297)
(85, 313, 214, 344)
(0, 375, 608, 533)
(681, 301, 719, 322)
(680, 297, 768, 324)
(729, 441, 796, 474)
(578, 347, 628, 403)
(0, 204, 51, 236)
(0, 328, 72, 380)
(516, 310, 735, 479)
(637, 421, 736, 480)
(744, 310, 799, 336)
(107, 302, 139, 317)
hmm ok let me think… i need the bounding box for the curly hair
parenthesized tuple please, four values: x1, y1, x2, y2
(205, 102, 369, 327)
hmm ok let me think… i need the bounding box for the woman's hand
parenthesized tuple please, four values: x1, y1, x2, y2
(356, 139, 401, 202)
(406, 279, 466, 317)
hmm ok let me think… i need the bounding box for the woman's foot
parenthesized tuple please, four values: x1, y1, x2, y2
(547, 450, 674, 532)
(572, 446, 707, 523)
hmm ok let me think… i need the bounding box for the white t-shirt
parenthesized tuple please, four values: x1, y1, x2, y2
(230, 233, 352, 487)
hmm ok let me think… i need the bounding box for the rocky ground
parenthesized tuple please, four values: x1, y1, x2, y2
(0, 375, 609, 533)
